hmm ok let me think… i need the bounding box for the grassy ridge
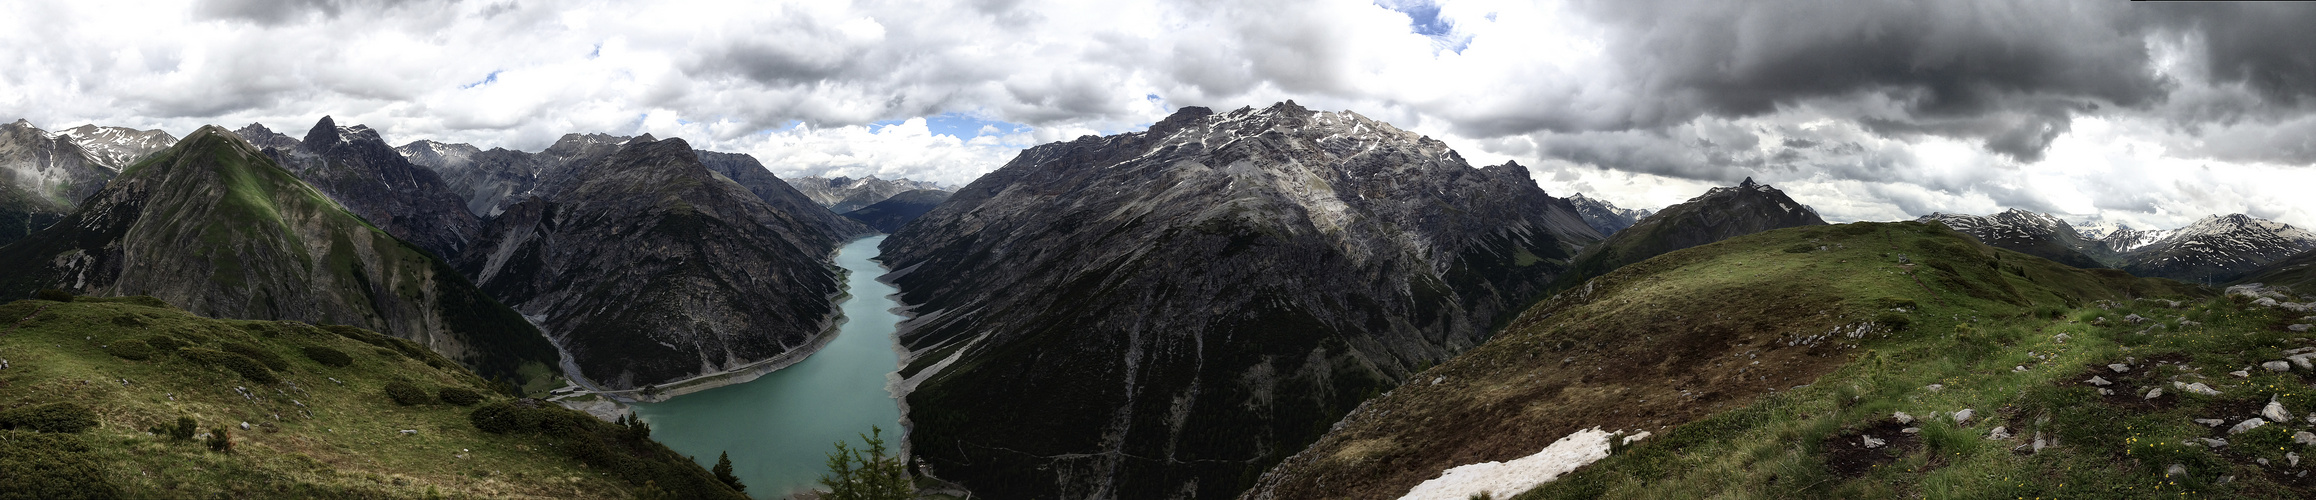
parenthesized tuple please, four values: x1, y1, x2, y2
(1251, 221, 2218, 498)
(0, 296, 741, 499)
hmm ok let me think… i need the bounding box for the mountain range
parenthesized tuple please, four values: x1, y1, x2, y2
(0, 120, 174, 245)
(1566, 193, 1653, 237)
(0, 126, 560, 383)
(792, 175, 952, 213)
(1918, 208, 2316, 283)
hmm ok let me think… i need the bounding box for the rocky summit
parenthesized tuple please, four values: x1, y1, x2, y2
(254, 117, 482, 260)
(1556, 177, 1827, 289)
(0, 126, 561, 383)
(396, 133, 629, 218)
(455, 135, 859, 392)
(877, 101, 1602, 499)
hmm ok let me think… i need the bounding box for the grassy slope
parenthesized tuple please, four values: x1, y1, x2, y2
(0, 297, 740, 499)
(1253, 221, 2252, 498)
(2235, 249, 2316, 297)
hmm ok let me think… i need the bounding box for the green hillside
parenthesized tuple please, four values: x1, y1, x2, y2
(0, 126, 559, 387)
(2236, 249, 2316, 297)
(0, 295, 745, 499)
(1244, 221, 2316, 499)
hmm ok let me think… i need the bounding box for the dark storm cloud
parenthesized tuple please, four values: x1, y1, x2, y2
(194, 0, 423, 25)
(1500, 0, 2173, 162)
(2137, 4, 2316, 109)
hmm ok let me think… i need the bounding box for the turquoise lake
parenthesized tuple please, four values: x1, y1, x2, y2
(632, 235, 906, 497)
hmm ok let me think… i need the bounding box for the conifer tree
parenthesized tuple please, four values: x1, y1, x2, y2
(818, 426, 909, 499)
(712, 451, 746, 492)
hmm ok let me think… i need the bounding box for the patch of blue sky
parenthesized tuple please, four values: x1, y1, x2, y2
(872, 112, 1032, 139)
(460, 70, 502, 89)
(1374, 0, 1470, 53)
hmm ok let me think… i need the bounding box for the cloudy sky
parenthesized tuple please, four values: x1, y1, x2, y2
(6, 0, 2315, 230)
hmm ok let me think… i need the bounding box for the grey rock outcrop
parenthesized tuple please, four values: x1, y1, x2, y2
(878, 102, 1602, 499)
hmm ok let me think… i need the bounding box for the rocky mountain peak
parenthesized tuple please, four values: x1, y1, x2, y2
(8, 118, 31, 128)
(1740, 176, 1758, 187)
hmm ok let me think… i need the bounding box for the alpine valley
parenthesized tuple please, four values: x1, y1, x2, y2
(6, 101, 2316, 500)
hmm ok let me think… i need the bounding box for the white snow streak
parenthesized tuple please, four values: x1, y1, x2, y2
(1397, 427, 1624, 500)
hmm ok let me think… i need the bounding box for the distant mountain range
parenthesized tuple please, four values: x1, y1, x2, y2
(1917, 208, 2316, 283)
(1566, 193, 1653, 237)
(0, 120, 173, 245)
(791, 175, 952, 213)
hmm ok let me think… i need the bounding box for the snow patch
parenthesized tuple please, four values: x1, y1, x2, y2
(1398, 427, 1625, 500)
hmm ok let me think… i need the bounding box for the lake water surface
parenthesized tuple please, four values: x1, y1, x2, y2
(632, 235, 905, 497)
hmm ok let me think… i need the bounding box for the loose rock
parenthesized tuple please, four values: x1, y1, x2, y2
(2145, 387, 2165, 399)
(1988, 426, 2012, 440)
(2293, 324, 2312, 333)
(2086, 376, 2113, 386)
(1862, 435, 1886, 449)
(2196, 418, 2227, 427)
(2231, 418, 2268, 435)
(1893, 411, 1914, 424)
(1953, 409, 1974, 424)
(2125, 314, 2148, 324)
(2265, 361, 2294, 372)
(2167, 464, 2188, 477)
(2268, 398, 2295, 423)
(2297, 431, 2316, 446)
(2109, 363, 2131, 373)
(2232, 370, 2252, 378)
(2173, 381, 2222, 396)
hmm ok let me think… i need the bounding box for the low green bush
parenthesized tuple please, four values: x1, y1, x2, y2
(222, 342, 290, 371)
(469, 401, 550, 434)
(142, 335, 185, 352)
(301, 346, 353, 368)
(384, 381, 432, 406)
(179, 348, 279, 384)
(148, 416, 197, 441)
(33, 289, 74, 302)
(0, 403, 98, 433)
(206, 427, 231, 452)
(439, 387, 484, 406)
(0, 430, 120, 499)
(106, 339, 155, 361)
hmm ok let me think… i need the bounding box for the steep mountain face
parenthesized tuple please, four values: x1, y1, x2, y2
(0, 120, 117, 245)
(2121, 214, 2316, 284)
(1917, 209, 2106, 268)
(0, 126, 561, 382)
(456, 136, 855, 390)
(792, 175, 950, 212)
(1556, 177, 1826, 287)
(59, 124, 178, 167)
(1246, 222, 2205, 499)
(1566, 193, 1653, 237)
(878, 102, 1602, 499)
(694, 150, 873, 238)
(397, 134, 629, 217)
(841, 188, 950, 233)
(257, 117, 481, 260)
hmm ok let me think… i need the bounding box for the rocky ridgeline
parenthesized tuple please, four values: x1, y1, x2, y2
(790, 175, 951, 213)
(248, 117, 481, 260)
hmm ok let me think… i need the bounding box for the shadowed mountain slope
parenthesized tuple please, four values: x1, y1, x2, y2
(878, 102, 1602, 499)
